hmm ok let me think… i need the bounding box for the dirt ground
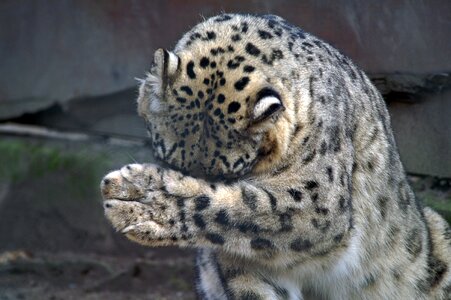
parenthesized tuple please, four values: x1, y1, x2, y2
(0, 136, 449, 300)
(0, 250, 196, 300)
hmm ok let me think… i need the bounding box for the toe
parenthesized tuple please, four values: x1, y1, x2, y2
(103, 199, 148, 231)
(100, 170, 145, 200)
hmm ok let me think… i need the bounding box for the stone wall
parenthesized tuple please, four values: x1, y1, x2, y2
(0, 0, 450, 176)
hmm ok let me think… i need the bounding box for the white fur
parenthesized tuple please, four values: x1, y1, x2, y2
(253, 96, 281, 119)
(144, 72, 163, 113)
(280, 228, 363, 299)
(196, 249, 229, 299)
(167, 51, 179, 76)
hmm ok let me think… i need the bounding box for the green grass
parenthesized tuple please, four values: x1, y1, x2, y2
(0, 139, 109, 194)
(0, 139, 449, 223)
(422, 195, 451, 224)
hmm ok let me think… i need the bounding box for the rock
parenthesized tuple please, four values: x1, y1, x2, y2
(388, 89, 451, 178)
(1, 0, 450, 119)
(0, 182, 9, 208)
(370, 73, 451, 101)
(0, 137, 152, 253)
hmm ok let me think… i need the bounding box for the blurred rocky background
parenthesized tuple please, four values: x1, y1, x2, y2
(0, 1, 450, 299)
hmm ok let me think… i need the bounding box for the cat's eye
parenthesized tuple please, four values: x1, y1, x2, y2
(252, 88, 284, 123)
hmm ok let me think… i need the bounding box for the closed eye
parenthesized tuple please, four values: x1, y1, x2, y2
(252, 88, 284, 123)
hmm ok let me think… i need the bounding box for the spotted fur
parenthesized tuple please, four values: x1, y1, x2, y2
(101, 14, 450, 299)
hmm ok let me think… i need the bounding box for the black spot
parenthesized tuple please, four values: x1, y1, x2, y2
(302, 150, 316, 164)
(338, 196, 347, 213)
(290, 238, 313, 252)
(214, 15, 232, 22)
(240, 22, 249, 33)
(287, 188, 302, 202)
(206, 31, 216, 40)
(397, 182, 411, 211)
(238, 291, 262, 300)
(231, 34, 241, 41)
(319, 141, 327, 155)
(362, 273, 377, 288)
(315, 206, 329, 215)
(312, 218, 330, 232)
(237, 221, 261, 234)
(334, 233, 344, 243)
(234, 77, 250, 91)
(250, 238, 274, 250)
(200, 57, 210, 68)
(217, 94, 226, 104)
(232, 157, 244, 170)
(227, 60, 239, 69)
(228, 101, 241, 114)
(328, 126, 341, 152)
(219, 78, 226, 86)
(194, 195, 210, 211)
(176, 97, 187, 103)
(257, 87, 280, 100)
(419, 254, 448, 292)
(261, 49, 284, 65)
(305, 181, 318, 190)
(198, 91, 204, 98)
(293, 124, 302, 136)
(186, 61, 196, 79)
(177, 197, 185, 207)
(311, 193, 318, 203)
(191, 212, 205, 229)
(258, 30, 273, 39)
(340, 172, 346, 186)
(227, 55, 245, 70)
(295, 29, 305, 39)
(215, 210, 229, 226)
(326, 166, 334, 182)
(263, 188, 277, 211)
(367, 160, 374, 171)
(210, 61, 217, 68)
(406, 228, 423, 260)
(205, 233, 225, 245)
(245, 43, 261, 56)
(279, 213, 293, 232)
(378, 196, 389, 220)
(180, 86, 193, 96)
(273, 285, 289, 299)
(242, 186, 257, 211)
(243, 65, 255, 73)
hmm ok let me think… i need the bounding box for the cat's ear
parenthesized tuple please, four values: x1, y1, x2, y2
(148, 48, 180, 96)
(153, 48, 180, 79)
(251, 87, 284, 124)
(153, 48, 180, 78)
(138, 49, 180, 115)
